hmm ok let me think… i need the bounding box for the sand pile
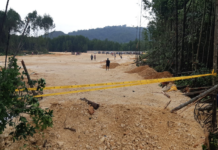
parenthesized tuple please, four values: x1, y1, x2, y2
(102, 63, 120, 69)
(3, 100, 203, 150)
(126, 65, 173, 79)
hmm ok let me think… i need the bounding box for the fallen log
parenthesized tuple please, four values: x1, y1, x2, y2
(80, 98, 100, 110)
(188, 86, 212, 92)
(164, 100, 171, 109)
(171, 84, 218, 113)
(176, 85, 187, 89)
(64, 127, 76, 132)
(183, 90, 206, 97)
(198, 105, 213, 111)
(43, 139, 47, 148)
(152, 92, 170, 98)
(162, 91, 170, 98)
(179, 96, 205, 114)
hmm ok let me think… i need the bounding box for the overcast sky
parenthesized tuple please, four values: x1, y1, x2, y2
(0, 0, 149, 33)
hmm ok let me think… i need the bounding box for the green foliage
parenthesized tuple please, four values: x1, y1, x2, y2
(0, 58, 53, 141)
(209, 133, 218, 150)
(175, 66, 213, 87)
(202, 144, 207, 150)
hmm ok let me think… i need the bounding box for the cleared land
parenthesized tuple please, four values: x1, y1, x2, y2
(0, 53, 204, 149)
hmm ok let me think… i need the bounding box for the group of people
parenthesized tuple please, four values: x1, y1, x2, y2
(90, 54, 96, 60)
(90, 53, 126, 71)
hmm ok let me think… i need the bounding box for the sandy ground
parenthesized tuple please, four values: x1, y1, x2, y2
(0, 53, 204, 150)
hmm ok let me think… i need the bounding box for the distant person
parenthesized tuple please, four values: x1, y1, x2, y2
(114, 54, 116, 60)
(94, 54, 96, 60)
(106, 58, 110, 70)
(120, 55, 122, 59)
(91, 54, 93, 60)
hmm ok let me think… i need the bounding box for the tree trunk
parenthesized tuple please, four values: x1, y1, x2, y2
(213, 0, 218, 85)
(5, 28, 10, 68)
(207, 2, 214, 68)
(192, 0, 195, 71)
(196, 0, 206, 69)
(181, 0, 186, 73)
(175, 0, 178, 76)
(0, 0, 10, 39)
(202, 23, 209, 63)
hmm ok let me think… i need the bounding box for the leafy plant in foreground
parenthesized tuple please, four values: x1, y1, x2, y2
(0, 57, 53, 141)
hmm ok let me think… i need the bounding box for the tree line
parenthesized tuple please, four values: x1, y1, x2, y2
(1, 33, 146, 55)
(48, 35, 145, 52)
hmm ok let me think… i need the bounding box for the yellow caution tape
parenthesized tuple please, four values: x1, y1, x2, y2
(16, 70, 217, 92)
(167, 85, 178, 92)
(33, 82, 145, 98)
(33, 70, 217, 98)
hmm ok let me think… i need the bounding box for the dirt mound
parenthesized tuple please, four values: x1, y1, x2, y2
(102, 63, 120, 69)
(125, 65, 149, 73)
(138, 67, 157, 77)
(3, 101, 203, 150)
(145, 71, 173, 79)
(126, 65, 173, 79)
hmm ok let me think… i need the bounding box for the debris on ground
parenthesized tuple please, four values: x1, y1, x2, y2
(88, 105, 95, 115)
(80, 98, 100, 110)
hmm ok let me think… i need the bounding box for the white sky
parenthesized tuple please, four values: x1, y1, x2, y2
(0, 0, 149, 34)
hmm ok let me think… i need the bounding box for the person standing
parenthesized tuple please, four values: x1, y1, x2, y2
(106, 58, 110, 70)
(91, 54, 93, 60)
(94, 54, 96, 60)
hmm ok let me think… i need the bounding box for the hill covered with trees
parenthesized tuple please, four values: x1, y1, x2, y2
(47, 25, 144, 43)
(47, 31, 65, 38)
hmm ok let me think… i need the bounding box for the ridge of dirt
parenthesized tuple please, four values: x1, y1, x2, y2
(3, 100, 203, 150)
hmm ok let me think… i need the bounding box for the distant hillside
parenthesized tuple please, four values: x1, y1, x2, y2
(47, 31, 65, 39)
(47, 25, 144, 43)
(68, 25, 144, 43)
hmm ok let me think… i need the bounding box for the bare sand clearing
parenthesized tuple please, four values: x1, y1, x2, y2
(0, 53, 204, 150)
